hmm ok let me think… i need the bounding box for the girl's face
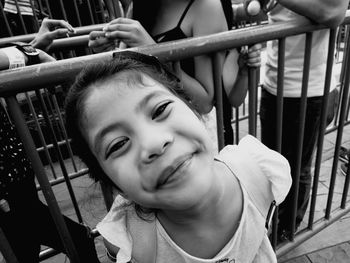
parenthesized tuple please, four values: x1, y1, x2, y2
(82, 74, 216, 211)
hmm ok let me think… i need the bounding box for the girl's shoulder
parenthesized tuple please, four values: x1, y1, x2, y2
(96, 195, 156, 263)
(217, 135, 292, 206)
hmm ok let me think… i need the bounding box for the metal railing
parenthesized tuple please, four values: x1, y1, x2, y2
(0, 10, 349, 263)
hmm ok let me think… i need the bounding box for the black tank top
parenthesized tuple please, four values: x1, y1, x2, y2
(152, 0, 196, 76)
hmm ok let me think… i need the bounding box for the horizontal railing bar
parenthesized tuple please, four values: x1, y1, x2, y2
(39, 228, 99, 261)
(36, 168, 89, 190)
(0, 23, 106, 47)
(276, 205, 350, 257)
(1, 12, 350, 96)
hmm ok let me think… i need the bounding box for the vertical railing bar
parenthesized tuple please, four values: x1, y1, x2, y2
(96, 0, 107, 23)
(5, 96, 81, 263)
(272, 37, 286, 249)
(325, 27, 350, 219)
(43, 0, 53, 18)
(0, 1, 14, 36)
(308, 29, 337, 227)
(58, 0, 68, 21)
(29, 0, 39, 32)
(48, 90, 78, 172)
(112, 0, 123, 18)
(248, 67, 257, 136)
(0, 226, 19, 263)
(235, 107, 239, 144)
(335, 25, 350, 125)
(36, 0, 45, 19)
(14, 0, 28, 34)
(341, 158, 350, 208)
(43, 89, 63, 142)
(35, 90, 83, 223)
(72, 0, 82, 27)
(290, 32, 313, 240)
(212, 53, 225, 150)
(339, 25, 350, 83)
(24, 92, 58, 179)
(85, 0, 95, 25)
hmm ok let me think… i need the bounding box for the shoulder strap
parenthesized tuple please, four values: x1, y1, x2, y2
(127, 212, 157, 263)
(177, 0, 195, 27)
(220, 0, 233, 29)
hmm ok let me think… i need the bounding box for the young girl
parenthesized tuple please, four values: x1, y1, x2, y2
(65, 51, 291, 263)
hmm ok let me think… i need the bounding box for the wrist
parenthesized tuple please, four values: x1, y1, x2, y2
(11, 42, 40, 66)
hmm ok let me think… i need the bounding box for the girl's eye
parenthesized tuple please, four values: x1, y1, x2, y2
(152, 101, 172, 120)
(105, 138, 129, 159)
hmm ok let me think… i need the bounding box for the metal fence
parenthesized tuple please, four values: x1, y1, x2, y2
(0, 9, 350, 263)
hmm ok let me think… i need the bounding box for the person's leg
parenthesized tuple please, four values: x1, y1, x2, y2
(260, 89, 299, 234)
(295, 89, 338, 226)
(35, 201, 100, 263)
(0, 177, 42, 263)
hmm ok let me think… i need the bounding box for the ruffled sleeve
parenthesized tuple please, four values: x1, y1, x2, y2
(96, 196, 133, 263)
(238, 135, 292, 205)
(217, 135, 292, 206)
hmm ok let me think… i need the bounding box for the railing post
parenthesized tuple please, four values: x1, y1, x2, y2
(5, 96, 81, 263)
(212, 53, 225, 150)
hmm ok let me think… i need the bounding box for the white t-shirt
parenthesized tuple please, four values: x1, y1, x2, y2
(4, 0, 34, 15)
(97, 135, 292, 263)
(263, 5, 336, 97)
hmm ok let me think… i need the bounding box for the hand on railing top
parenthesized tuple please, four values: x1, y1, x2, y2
(30, 18, 75, 52)
(88, 17, 156, 53)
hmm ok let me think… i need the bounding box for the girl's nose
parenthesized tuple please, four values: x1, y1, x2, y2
(140, 131, 173, 164)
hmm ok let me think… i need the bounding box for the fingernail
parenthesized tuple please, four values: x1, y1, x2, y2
(105, 32, 110, 38)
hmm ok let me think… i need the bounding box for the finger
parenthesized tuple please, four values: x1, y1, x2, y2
(247, 51, 261, 59)
(104, 23, 134, 33)
(106, 17, 134, 26)
(88, 37, 111, 48)
(91, 42, 115, 53)
(43, 18, 75, 32)
(248, 43, 262, 52)
(105, 30, 131, 41)
(89, 31, 107, 40)
(46, 28, 70, 40)
(104, 18, 137, 31)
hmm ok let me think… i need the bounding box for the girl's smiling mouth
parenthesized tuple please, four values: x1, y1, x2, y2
(157, 154, 194, 189)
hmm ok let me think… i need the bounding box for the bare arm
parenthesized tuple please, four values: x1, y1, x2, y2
(177, 0, 228, 114)
(223, 44, 261, 107)
(0, 18, 72, 70)
(30, 18, 75, 51)
(278, 0, 349, 27)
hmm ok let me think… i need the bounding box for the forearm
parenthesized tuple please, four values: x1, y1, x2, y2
(278, 0, 349, 27)
(180, 70, 214, 114)
(229, 67, 249, 108)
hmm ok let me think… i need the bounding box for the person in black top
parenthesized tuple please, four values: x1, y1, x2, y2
(0, 18, 101, 263)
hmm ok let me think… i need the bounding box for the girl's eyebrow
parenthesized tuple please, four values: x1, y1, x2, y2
(136, 90, 168, 113)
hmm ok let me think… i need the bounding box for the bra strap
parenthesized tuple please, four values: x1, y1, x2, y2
(177, 0, 195, 27)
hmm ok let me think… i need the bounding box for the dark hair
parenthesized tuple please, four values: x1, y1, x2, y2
(64, 51, 195, 217)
